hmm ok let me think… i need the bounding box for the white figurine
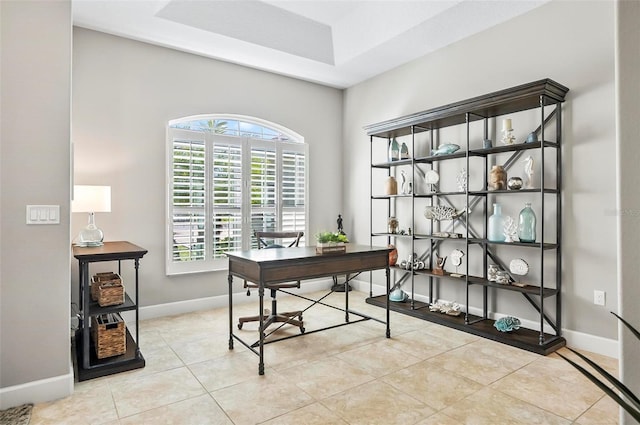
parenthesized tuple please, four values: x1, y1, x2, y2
(400, 170, 408, 194)
(523, 156, 534, 189)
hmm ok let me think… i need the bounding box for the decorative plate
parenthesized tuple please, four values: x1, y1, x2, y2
(424, 170, 439, 184)
(509, 258, 529, 276)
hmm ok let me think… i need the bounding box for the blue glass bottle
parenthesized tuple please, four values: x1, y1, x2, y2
(518, 203, 536, 243)
(488, 203, 506, 242)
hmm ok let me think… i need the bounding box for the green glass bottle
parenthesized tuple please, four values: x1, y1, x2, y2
(388, 138, 400, 161)
(518, 203, 536, 243)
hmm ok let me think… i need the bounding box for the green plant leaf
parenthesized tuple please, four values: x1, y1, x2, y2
(612, 311, 640, 341)
(557, 351, 640, 422)
(565, 347, 640, 409)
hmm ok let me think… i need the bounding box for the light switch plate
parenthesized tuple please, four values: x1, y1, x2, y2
(26, 205, 60, 224)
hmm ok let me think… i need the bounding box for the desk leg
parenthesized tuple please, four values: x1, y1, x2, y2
(386, 266, 391, 338)
(345, 275, 349, 323)
(258, 283, 265, 375)
(228, 274, 234, 350)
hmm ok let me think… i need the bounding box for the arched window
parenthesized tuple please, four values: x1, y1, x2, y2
(166, 114, 307, 274)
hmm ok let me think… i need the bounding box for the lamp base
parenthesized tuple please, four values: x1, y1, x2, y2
(75, 213, 104, 247)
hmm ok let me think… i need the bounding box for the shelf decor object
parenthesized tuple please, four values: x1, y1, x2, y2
(388, 245, 398, 266)
(72, 185, 111, 247)
(384, 175, 398, 195)
(457, 168, 468, 192)
(518, 203, 537, 243)
(509, 258, 530, 276)
(388, 137, 400, 161)
(424, 205, 464, 221)
(488, 203, 506, 242)
(424, 169, 439, 192)
(508, 177, 523, 190)
(523, 156, 535, 189)
(503, 216, 518, 243)
(431, 143, 460, 156)
(489, 165, 507, 190)
(501, 118, 516, 145)
(366, 79, 568, 355)
(494, 316, 521, 332)
(400, 142, 410, 159)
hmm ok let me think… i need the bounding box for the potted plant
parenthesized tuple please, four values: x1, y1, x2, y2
(315, 231, 348, 254)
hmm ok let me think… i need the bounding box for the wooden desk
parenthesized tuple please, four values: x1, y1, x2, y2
(227, 244, 391, 375)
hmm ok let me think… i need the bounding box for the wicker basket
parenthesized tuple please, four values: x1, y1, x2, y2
(91, 272, 124, 306)
(91, 313, 126, 359)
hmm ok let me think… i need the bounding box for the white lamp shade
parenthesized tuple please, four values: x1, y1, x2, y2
(72, 185, 111, 213)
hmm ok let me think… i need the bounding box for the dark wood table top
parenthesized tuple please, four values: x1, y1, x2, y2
(73, 241, 148, 262)
(227, 244, 390, 285)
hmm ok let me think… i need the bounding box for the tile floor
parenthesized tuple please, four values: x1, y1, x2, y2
(31, 290, 620, 424)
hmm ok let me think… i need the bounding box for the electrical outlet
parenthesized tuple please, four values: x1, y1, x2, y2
(594, 290, 606, 306)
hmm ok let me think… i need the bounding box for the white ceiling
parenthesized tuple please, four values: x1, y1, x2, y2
(73, 0, 548, 89)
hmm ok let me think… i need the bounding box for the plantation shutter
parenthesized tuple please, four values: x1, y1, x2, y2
(250, 146, 277, 247)
(167, 116, 307, 274)
(211, 140, 243, 258)
(282, 148, 306, 232)
(171, 137, 206, 262)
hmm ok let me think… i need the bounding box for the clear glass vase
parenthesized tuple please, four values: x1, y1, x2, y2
(518, 203, 536, 243)
(488, 203, 506, 242)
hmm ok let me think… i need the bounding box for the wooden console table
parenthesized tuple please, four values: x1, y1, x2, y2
(227, 244, 391, 375)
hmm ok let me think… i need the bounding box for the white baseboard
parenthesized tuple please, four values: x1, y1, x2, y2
(358, 278, 619, 359)
(0, 363, 73, 410)
(140, 278, 335, 320)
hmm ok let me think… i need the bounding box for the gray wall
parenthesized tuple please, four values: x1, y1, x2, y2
(72, 28, 344, 307)
(616, 1, 640, 422)
(343, 0, 618, 340)
(0, 0, 72, 401)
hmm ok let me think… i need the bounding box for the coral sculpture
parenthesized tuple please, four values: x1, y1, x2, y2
(494, 316, 521, 332)
(424, 205, 465, 221)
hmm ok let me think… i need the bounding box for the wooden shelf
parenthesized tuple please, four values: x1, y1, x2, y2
(367, 295, 565, 355)
(88, 292, 137, 316)
(466, 276, 559, 297)
(74, 329, 145, 381)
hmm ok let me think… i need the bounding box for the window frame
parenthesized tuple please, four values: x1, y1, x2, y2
(166, 115, 308, 275)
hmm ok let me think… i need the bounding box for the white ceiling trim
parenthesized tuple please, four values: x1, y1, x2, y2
(72, 0, 549, 89)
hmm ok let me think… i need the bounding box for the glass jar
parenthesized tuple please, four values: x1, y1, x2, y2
(518, 203, 536, 243)
(384, 176, 397, 195)
(488, 203, 506, 242)
(388, 216, 399, 234)
(489, 165, 507, 190)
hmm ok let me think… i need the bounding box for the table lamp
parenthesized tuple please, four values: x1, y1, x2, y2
(72, 185, 111, 246)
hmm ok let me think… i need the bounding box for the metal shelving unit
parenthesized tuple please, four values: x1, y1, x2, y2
(366, 79, 568, 355)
